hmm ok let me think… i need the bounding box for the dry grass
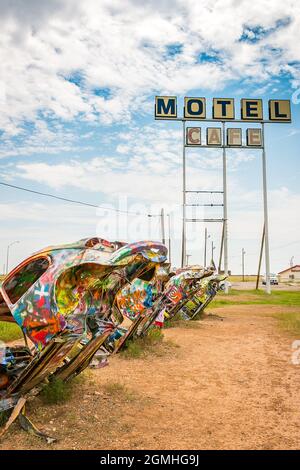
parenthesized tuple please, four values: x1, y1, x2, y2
(121, 327, 178, 359)
(102, 382, 137, 402)
(273, 311, 300, 335)
(165, 316, 203, 329)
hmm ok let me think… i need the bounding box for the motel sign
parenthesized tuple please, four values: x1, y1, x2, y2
(154, 95, 292, 295)
(155, 96, 291, 122)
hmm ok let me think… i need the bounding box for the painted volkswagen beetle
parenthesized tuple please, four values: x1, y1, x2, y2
(103, 262, 171, 353)
(178, 274, 227, 320)
(0, 237, 167, 419)
(158, 265, 215, 325)
(122, 265, 215, 336)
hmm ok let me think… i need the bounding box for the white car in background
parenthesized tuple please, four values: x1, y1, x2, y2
(262, 273, 278, 285)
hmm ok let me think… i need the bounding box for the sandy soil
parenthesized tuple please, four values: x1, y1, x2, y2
(1, 304, 300, 450)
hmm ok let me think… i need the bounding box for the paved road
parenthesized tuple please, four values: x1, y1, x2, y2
(231, 281, 300, 291)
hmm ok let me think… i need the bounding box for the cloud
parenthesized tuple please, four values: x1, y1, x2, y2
(0, 119, 92, 159)
(0, 0, 299, 137)
(2, 121, 259, 208)
(0, 1, 299, 274)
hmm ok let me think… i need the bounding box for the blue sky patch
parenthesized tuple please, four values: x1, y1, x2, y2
(65, 71, 85, 88)
(197, 51, 221, 64)
(165, 43, 183, 58)
(93, 87, 111, 99)
(240, 17, 291, 43)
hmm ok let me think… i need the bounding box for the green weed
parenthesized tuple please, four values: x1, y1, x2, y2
(0, 322, 23, 342)
(40, 378, 73, 405)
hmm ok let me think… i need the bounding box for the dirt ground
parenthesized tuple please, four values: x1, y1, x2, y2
(1, 304, 300, 450)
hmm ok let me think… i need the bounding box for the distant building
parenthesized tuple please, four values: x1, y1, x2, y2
(278, 265, 300, 282)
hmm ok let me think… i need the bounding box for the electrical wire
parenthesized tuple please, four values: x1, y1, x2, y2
(0, 181, 160, 217)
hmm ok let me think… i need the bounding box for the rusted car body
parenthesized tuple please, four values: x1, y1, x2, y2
(0, 237, 167, 414)
(104, 263, 171, 353)
(178, 274, 227, 320)
(136, 265, 215, 333)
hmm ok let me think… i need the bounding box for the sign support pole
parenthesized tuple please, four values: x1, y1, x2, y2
(155, 96, 291, 283)
(222, 121, 229, 293)
(261, 123, 271, 294)
(181, 120, 187, 267)
(255, 224, 265, 290)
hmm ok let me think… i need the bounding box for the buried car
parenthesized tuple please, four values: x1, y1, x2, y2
(0, 237, 167, 439)
(103, 263, 171, 353)
(178, 274, 227, 320)
(133, 265, 215, 334)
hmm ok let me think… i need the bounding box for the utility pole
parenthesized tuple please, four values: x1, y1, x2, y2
(211, 241, 215, 266)
(160, 208, 165, 245)
(242, 248, 246, 282)
(204, 227, 207, 266)
(204, 228, 210, 267)
(6, 240, 20, 274)
(218, 221, 225, 273)
(186, 254, 191, 266)
(167, 213, 171, 265)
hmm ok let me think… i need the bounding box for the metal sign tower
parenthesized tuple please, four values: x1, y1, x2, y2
(155, 96, 291, 294)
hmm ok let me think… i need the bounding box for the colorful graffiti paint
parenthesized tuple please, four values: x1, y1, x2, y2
(104, 263, 170, 352)
(0, 236, 227, 443)
(178, 274, 227, 320)
(120, 265, 215, 337)
(160, 266, 215, 323)
(0, 237, 167, 427)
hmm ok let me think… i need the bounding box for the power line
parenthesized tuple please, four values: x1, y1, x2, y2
(272, 240, 300, 250)
(0, 181, 160, 217)
(229, 239, 300, 261)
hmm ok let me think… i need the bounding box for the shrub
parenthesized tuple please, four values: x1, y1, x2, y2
(121, 327, 166, 359)
(40, 378, 73, 405)
(0, 409, 11, 427)
(121, 340, 143, 359)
